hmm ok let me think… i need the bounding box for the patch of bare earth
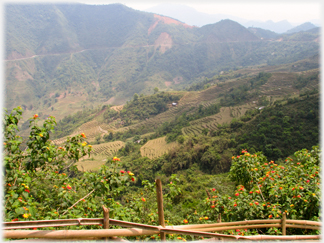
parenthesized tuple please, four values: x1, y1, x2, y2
(165, 81, 172, 87)
(155, 32, 173, 54)
(14, 67, 33, 81)
(148, 14, 194, 35)
(6, 50, 34, 60)
(153, 14, 193, 28)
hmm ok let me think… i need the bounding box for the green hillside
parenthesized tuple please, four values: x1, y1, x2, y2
(5, 3, 320, 120)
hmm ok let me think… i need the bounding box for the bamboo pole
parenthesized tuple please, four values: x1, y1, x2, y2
(281, 212, 286, 235)
(243, 234, 321, 240)
(169, 219, 282, 229)
(5, 218, 161, 231)
(217, 213, 223, 237)
(156, 178, 166, 241)
(182, 224, 281, 232)
(285, 224, 321, 230)
(286, 219, 322, 226)
(102, 205, 110, 241)
(4, 227, 321, 241)
(4, 228, 160, 239)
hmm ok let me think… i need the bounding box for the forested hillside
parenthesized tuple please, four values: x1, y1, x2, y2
(5, 3, 320, 122)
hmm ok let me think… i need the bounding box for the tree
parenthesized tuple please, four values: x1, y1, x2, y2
(3, 107, 135, 222)
(154, 87, 159, 94)
(133, 93, 139, 101)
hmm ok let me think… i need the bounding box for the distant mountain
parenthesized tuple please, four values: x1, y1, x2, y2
(145, 3, 248, 27)
(285, 22, 318, 34)
(198, 20, 259, 42)
(5, 3, 320, 114)
(280, 27, 320, 42)
(248, 27, 279, 40)
(145, 4, 320, 34)
(242, 20, 294, 33)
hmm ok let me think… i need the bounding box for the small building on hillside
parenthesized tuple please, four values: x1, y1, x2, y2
(172, 102, 177, 106)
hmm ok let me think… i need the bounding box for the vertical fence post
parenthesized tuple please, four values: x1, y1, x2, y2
(102, 205, 110, 241)
(156, 179, 166, 241)
(217, 213, 223, 237)
(281, 212, 286, 235)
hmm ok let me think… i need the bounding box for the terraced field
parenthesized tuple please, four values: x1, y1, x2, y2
(140, 136, 178, 159)
(90, 141, 125, 156)
(110, 105, 124, 112)
(182, 103, 256, 136)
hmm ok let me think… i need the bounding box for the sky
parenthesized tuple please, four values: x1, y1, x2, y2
(74, 0, 322, 24)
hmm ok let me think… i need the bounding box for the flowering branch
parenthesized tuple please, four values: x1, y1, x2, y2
(61, 189, 95, 216)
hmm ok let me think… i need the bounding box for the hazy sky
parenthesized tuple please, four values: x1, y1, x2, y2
(74, 0, 322, 24)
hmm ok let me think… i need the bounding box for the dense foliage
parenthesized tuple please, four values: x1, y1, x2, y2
(237, 94, 319, 160)
(4, 107, 135, 222)
(4, 107, 320, 240)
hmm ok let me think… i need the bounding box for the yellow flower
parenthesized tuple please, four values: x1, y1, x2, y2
(23, 213, 29, 218)
(82, 142, 87, 146)
(88, 145, 92, 148)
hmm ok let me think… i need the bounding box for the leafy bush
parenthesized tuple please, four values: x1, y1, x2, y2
(4, 107, 135, 222)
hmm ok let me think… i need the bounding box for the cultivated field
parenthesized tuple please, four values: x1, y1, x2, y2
(182, 103, 256, 136)
(140, 136, 178, 159)
(76, 141, 125, 171)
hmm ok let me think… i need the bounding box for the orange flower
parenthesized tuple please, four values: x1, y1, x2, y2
(141, 197, 146, 202)
(268, 215, 273, 218)
(81, 133, 86, 138)
(183, 219, 188, 224)
(204, 217, 208, 220)
(211, 205, 215, 208)
(235, 193, 239, 196)
(66, 185, 72, 190)
(234, 203, 237, 207)
(131, 177, 135, 182)
(33, 114, 38, 119)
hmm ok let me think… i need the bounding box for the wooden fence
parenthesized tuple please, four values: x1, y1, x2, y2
(4, 179, 321, 241)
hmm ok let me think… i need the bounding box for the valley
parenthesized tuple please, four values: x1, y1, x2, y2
(3, 3, 320, 240)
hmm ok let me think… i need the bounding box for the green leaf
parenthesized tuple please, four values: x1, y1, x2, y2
(15, 207, 25, 215)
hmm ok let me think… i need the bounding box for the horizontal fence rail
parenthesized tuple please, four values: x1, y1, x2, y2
(4, 217, 321, 241)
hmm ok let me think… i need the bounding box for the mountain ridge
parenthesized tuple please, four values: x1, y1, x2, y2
(5, 3, 320, 119)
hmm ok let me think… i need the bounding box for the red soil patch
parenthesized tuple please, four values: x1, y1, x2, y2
(153, 14, 193, 28)
(155, 32, 173, 53)
(148, 14, 194, 35)
(165, 81, 172, 87)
